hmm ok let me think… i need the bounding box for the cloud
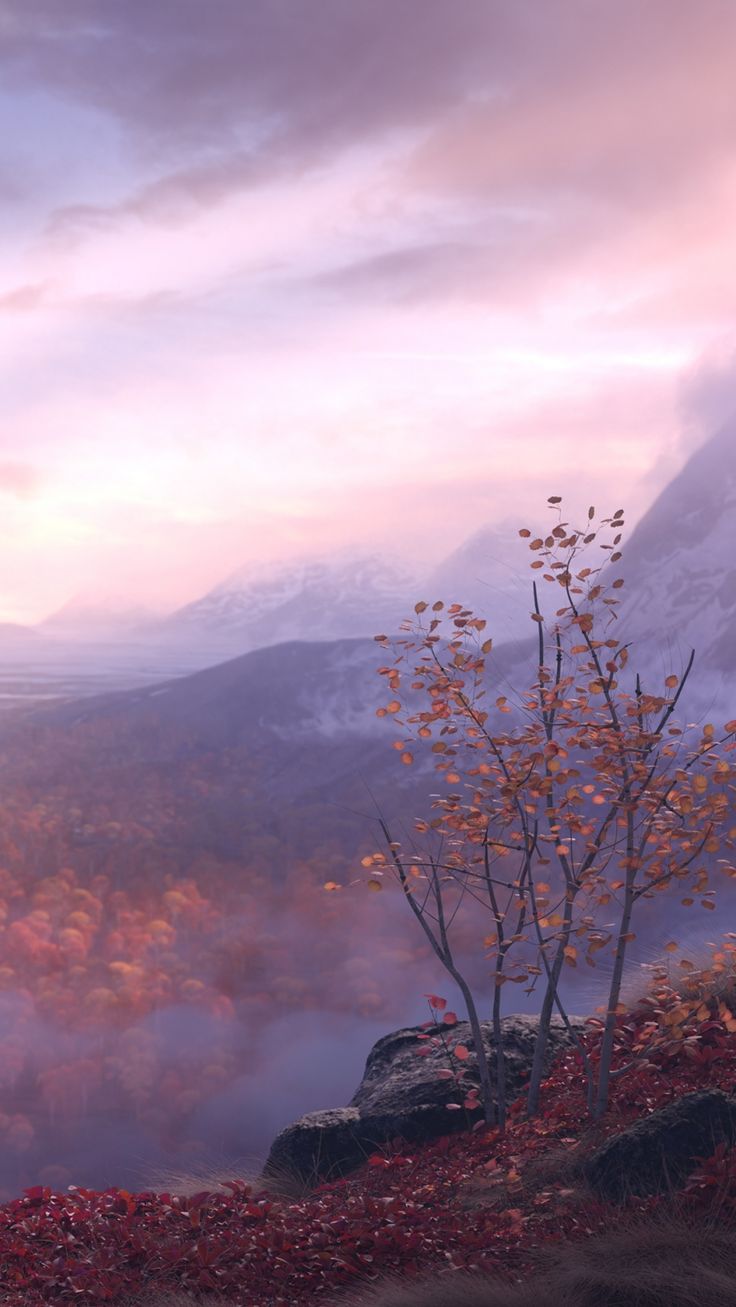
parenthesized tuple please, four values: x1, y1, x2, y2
(677, 339, 736, 453)
(45, 152, 268, 239)
(404, 4, 736, 213)
(0, 461, 43, 497)
(2, 0, 503, 166)
(0, 282, 47, 311)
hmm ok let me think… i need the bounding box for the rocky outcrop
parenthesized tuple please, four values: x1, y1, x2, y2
(262, 1013, 587, 1188)
(584, 1088, 736, 1202)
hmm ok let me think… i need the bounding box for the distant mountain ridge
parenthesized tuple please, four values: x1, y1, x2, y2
(144, 552, 425, 653)
(20, 425, 736, 702)
(38, 596, 165, 643)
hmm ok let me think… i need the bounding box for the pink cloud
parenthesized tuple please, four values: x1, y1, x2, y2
(0, 462, 43, 498)
(0, 283, 48, 312)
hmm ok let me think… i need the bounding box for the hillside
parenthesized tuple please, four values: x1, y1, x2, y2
(2, 973, 736, 1305)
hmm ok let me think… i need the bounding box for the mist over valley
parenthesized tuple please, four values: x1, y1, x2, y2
(0, 430, 731, 1201)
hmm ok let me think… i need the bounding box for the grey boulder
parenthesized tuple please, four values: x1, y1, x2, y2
(584, 1088, 736, 1203)
(262, 1013, 588, 1188)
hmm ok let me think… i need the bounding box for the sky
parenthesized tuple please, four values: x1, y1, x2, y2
(2, 0, 736, 623)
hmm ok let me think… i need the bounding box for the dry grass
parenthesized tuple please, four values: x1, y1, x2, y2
(131, 1146, 312, 1203)
(118, 1139, 736, 1306)
(120, 950, 736, 1304)
(330, 1206, 736, 1307)
(119, 1201, 736, 1306)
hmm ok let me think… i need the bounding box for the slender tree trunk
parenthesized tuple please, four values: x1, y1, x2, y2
(525, 892, 575, 1117)
(448, 965, 497, 1126)
(593, 883, 636, 1119)
(491, 968, 507, 1131)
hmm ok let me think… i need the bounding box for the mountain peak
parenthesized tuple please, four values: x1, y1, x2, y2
(625, 423, 736, 566)
(155, 550, 425, 652)
(615, 422, 736, 680)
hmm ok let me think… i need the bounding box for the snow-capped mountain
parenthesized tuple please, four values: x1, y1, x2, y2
(424, 520, 536, 642)
(615, 423, 736, 676)
(150, 552, 424, 654)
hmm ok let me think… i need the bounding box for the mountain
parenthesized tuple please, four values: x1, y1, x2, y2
(424, 520, 535, 642)
(38, 595, 166, 643)
(147, 552, 423, 655)
(421, 426, 735, 720)
(616, 424, 736, 678)
(0, 620, 43, 648)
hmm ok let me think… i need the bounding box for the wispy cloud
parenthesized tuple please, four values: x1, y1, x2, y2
(0, 282, 48, 311)
(0, 1, 734, 619)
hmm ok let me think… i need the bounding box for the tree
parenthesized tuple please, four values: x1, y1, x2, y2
(366, 500, 736, 1128)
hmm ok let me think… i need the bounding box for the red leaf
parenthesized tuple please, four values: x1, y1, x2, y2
(424, 994, 447, 1010)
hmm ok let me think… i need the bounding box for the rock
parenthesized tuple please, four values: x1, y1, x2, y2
(262, 1013, 588, 1188)
(584, 1088, 736, 1203)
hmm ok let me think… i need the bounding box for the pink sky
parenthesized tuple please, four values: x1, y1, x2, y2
(1, 1, 735, 622)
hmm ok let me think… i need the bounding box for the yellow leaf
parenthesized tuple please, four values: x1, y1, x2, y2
(367, 879, 383, 892)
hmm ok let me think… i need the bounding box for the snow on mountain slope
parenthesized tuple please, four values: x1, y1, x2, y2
(153, 552, 423, 653)
(424, 520, 535, 642)
(617, 424, 736, 673)
(609, 424, 736, 726)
